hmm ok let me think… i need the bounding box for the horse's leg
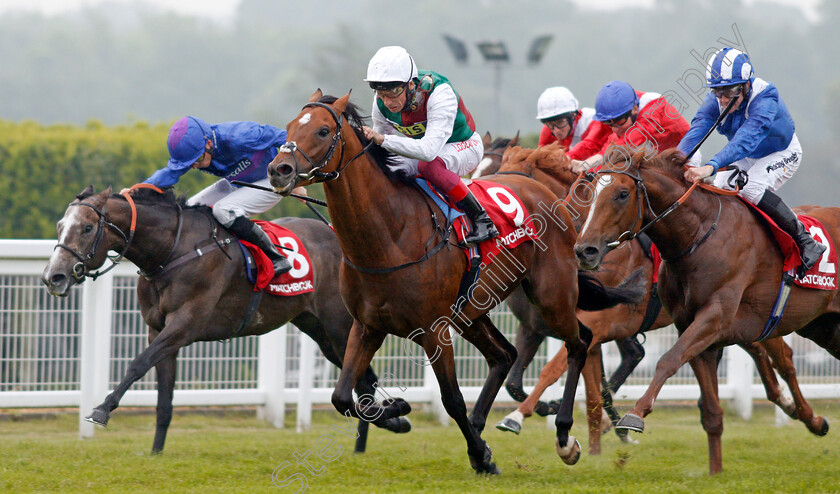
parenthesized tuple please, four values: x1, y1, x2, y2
(583, 343, 605, 455)
(86, 318, 197, 427)
(456, 314, 517, 434)
(151, 347, 177, 454)
(497, 341, 568, 433)
(504, 318, 545, 403)
(606, 336, 645, 394)
(797, 314, 840, 360)
(688, 348, 725, 475)
(758, 338, 828, 436)
(553, 321, 592, 465)
(616, 306, 728, 432)
(330, 321, 408, 427)
(420, 332, 499, 475)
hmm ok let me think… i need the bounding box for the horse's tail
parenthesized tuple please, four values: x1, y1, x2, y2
(576, 268, 645, 311)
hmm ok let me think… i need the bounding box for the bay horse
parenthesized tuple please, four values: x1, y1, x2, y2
(266, 91, 643, 474)
(41, 185, 410, 454)
(488, 144, 827, 455)
(574, 146, 839, 474)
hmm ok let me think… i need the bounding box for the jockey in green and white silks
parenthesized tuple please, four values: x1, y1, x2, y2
(362, 46, 497, 245)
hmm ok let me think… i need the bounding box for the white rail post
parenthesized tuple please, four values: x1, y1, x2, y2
(726, 345, 754, 420)
(78, 272, 114, 438)
(296, 332, 314, 432)
(258, 324, 287, 428)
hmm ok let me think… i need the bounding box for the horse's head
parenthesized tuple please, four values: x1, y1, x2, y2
(574, 146, 647, 270)
(268, 90, 352, 194)
(42, 185, 120, 296)
(472, 131, 519, 178)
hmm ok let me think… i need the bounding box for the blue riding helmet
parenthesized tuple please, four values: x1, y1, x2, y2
(706, 47, 754, 87)
(593, 81, 639, 121)
(167, 116, 212, 170)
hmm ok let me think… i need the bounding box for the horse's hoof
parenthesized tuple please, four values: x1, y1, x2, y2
(616, 428, 640, 444)
(546, 399, 563, 415)
(84, 408, 109, 427)
(381, 397, 412, 416)
(555, 436, 581, 465)
(505, 381, 528, 402)
(495, 418, 522, 435)
(817, 418, 829, 437)
(533, 401, 550, 417)
(616, 413, 644, 433)
(470, 444, 500, 475)
(382, 417, 412, 434)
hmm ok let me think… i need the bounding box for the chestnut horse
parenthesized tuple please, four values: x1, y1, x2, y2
(267, 92, 642, 474)
(41, 186, 410, 453)
(575, 147, 840, 474)
(488, 144, 828, 454)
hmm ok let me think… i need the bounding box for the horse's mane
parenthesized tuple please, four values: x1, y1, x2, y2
(488, 136, 512, 151)
(498, 142, 576, 183)
(317, 95, 405, 183)
(110, 186, 203, 211)
(603, 145, 689, 178)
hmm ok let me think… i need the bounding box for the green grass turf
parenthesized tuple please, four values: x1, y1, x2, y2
(1, 402, 839, 493)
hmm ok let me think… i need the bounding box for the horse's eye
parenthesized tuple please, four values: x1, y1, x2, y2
(617, 190, 630, 201)
(318, 127, 330, 138)
(83, 225, 93, 234)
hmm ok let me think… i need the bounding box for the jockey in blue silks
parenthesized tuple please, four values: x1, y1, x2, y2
(679, 47, 825, 274)
(143, 116, 294, 275)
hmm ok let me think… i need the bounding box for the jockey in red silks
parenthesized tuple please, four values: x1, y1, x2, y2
(568, 80, 690, 173)
(679, 47, 825, 274)
(361, 46, 498, 245)
(143, 117, 297, 275)
(535, 86, 602, 150)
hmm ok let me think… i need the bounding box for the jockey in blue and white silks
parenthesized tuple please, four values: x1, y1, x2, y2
(679, 47, 825, 275)
(143, 116, 293, 275)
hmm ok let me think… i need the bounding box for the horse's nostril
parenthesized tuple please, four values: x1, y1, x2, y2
(583, 246, 599, 258)
(50, 273, 66, 285)
(278, 164, 294, 176)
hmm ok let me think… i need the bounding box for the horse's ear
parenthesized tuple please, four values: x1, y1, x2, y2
(510, 131, 520, 146)
(103, 186, 113, 197)
(77, 185, 96, 200)
(309, 89, 323, 103)
(333, 92, 351, 114)
(482, 132, 492, 148)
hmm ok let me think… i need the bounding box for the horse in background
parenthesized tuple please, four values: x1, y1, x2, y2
(575, 147, 839, 474)
(267, 91, 643, 473)
(42, 185, 410, 454)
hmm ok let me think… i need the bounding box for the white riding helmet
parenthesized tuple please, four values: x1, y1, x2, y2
(536, 86, 579, 121)
(364, 46, 418, 88)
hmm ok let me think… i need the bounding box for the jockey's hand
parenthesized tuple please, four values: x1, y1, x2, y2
(291, 186, 308, 197)
(570, 160, 587, 175)
(684, 164, 715, 183)
(361, 126, 385, 146)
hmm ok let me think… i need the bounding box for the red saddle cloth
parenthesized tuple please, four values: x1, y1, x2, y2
(648, 207, 837, 290)
(743, 201, 837, 290)
(240, 221, 316, 296)
(453, 180, 541, 267)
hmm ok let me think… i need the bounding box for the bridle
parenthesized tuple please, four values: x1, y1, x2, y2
(278, 102, 371, 184)
(595, 165, 735, 261)
(55, 190, 140, 282)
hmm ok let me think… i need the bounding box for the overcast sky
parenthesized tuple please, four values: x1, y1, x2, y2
(0, 0, 822, 22)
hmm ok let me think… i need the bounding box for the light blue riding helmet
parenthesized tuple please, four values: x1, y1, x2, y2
(593, 81, 639, 121)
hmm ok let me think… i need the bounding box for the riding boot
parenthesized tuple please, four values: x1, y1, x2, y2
(455, 191, 499, 244)
(755, 190, 826, 276)
(228, 216, 293, 276)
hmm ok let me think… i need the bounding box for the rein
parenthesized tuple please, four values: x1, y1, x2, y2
(600, 166, 740, 258)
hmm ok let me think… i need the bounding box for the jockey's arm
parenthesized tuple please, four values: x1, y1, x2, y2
(570, 154, 603, 174)
(377, 84, 457, 162)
